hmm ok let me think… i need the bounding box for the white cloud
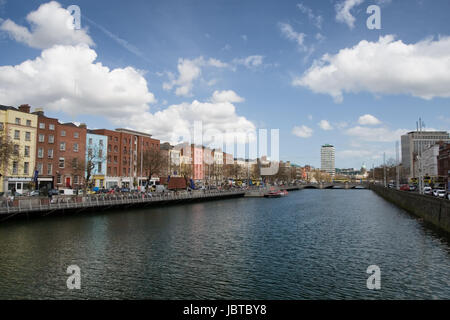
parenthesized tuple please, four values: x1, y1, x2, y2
(335, 0, 364, 29)
(211, 90, 245, 103)
(292, 125, 313, 138)
(233, 55, 264, 69)
(0, 2, 256, 146)
(294, 35, 450, 102)
(318, 120, 333, 131)
(0, 1, 93, 49)
(128, 99, 256, 145)
(278, 22, 306, 50)
(0, 44, 155, 119)
(345, 126, 409, 142)
(358, 114, 381, 125)
(163, 56, 228, 96)
(297, 3, 323, 29)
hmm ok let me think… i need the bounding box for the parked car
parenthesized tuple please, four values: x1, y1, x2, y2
(434, 189, 446, 198)
(400, 185, 410, 191)
(423, 187, 432, 195)
(48, 189, 60, 196)
(29, 190, 40, 197)
(409, 185, 417, 191)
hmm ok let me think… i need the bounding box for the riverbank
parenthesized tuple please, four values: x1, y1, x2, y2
(370, 184, 450, 234)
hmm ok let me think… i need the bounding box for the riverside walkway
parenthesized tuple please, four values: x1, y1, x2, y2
(0, 189, 246, 221)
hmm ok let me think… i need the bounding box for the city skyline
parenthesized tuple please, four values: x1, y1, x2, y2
(1, 0, 449, 169)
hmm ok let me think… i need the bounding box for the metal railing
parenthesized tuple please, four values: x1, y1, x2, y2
(0, 189, 247, 215)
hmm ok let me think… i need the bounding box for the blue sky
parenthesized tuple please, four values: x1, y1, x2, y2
(1, 0, 449, 169)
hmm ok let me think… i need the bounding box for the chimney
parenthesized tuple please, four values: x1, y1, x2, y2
(34, 107, 44, 116)
(79, 123, 87, 129)
(18, 104, 31, 113)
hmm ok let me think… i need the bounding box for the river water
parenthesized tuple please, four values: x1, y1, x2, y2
(0, 189, 449, 299)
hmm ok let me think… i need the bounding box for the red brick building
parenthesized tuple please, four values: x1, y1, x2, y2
(33, 109, 87, 190)
(56, 122, 87, 189)
(91, 128, 160, 188)
(438, 143, 450, 189)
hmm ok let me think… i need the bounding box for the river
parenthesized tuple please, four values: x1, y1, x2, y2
(0, 189, 449, 299)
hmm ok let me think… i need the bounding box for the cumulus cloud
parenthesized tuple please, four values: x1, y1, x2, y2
(294, 35, 450, 102)
(358, 114, 381, 125)
(335, 0, 364, 29)
(318, 120, 333, 131)
(163, 56, 228, 96)
(0, 44, 155, 118)
(278, 22, 306, 50)
(211, 90, 245, 103)
(345, 126, 409, 142)
(292, 125, 313, 138)
(0, 2, 256, 146)
(0, 1, 93, 49)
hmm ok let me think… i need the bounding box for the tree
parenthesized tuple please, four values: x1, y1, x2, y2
(85, 144, 106, 192)
(70, 156, 86, 192)
(141, 148, 166, 191)
(0, 130, 19, 181)
(180, 161, 192, 186)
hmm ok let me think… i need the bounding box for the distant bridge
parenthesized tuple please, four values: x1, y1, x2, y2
(298, 183, 368, 190)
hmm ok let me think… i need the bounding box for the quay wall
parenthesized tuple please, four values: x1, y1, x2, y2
(370, 184, 450, 234)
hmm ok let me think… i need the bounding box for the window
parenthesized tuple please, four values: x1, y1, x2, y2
(98, 162, 102, 172)
(24, 162, 29, 175)
(13, 144, 19, 155)
(49, 124, 55, 130)
(25, 132, 31, 141)
(39, 123, 45, 129)
(99, 149, 103, 158)
(57, 174, 61, 184)
(108, 156, 111, 163)
(14, 130, 20, 140)
(60, 142, 66, 151)
(114, 156, 118, 163)
(38, 134, 45, 142)
(15, 118, 20, 125)
(89, 138, 93, 145)
(74, 176, 79, 184)
(114, 146, 118, 153)
(48, 135, 54, 143)
(26, 120, 32, 127)
(114, 137, 118, 142)
(61, 130, 66, 137)
(114, 167, 117, 176)
(0, 123, 3, 131)
(99, 140, 103, 147)
(12, 161, 18, 174)
(38, 147, 44, 158)
(59, 158, 65, 168)
(37, 163, 43, 174)
(47, 163, 53, 175)
(24, 146, 30, 157)
(108, 144, 112, 152)
(107, 167, 111, 175)
(73, 143, 79, 152)
(74, 132, 79, 138)
(48, 149, 54, 159)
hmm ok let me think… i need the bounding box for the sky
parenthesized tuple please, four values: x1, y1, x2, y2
(0, 0, 449, 169)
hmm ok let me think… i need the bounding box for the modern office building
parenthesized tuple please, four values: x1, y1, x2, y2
(401, 131, 450, 178)
(321, 144, 336, 176)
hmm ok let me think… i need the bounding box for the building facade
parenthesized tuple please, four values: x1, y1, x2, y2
(0, 104, 38, 194)
(401, 131, 450, 178)
(321, 144, 336, 176)
(55, 122, 87, 189)
(86, 132, 108, 188)
(421, 144, 440, 178)
(438, 143, 450, 189)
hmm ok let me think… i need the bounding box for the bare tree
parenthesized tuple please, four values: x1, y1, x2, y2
(84, 144, 106, 192)
(141, 148, 166, 191)
(0, 130, 18, 184)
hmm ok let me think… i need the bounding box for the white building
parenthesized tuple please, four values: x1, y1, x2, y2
(321, 144, 335, 176)
(401, 131, 450, 178)
(421, 144, 440, 178)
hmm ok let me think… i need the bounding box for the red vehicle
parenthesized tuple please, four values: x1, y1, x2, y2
(400, 184, 410, 191)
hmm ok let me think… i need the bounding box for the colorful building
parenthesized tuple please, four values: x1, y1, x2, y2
(86, 132, 108, 188)
(0, 104, 38, 194)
